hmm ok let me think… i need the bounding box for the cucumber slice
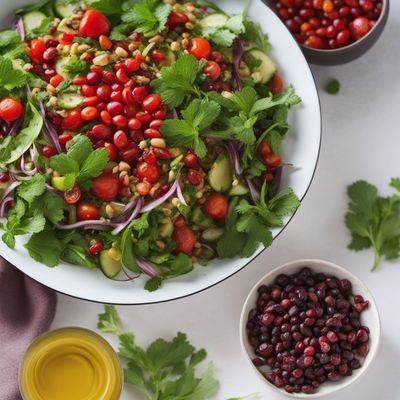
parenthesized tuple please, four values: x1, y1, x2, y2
(229, 181, 249, 196)
(58, 92, 83, 109)
(23, 10, 47, 32)
(160, 49, 176, 67)
(200, 13, 229, 28)
(54, 0, 76, 18)
(202, 227, 224, 242)
(55, 56, 71, 79)
(51, 176, 68, 191)
(245, 49, 276, 84)
(191, 207, 214, 229)
(159, 220, 173, 238)
(208, 154, 232, 193)
(99, 249, 122, 279)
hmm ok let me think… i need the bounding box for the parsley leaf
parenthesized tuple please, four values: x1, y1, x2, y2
(151, 54, 205, 108)
(0, 56, 26, 91)
(122, 0, 171, 35)
(0, 30, 23, 59)
(90, 0, 122, 15)
(63, 55, 90, 77)
(241, 19, 270, 53)
(345, 179, 400, 270)
(160, 98, 220, 158)
(17, 174, 46, 205)
(27, 16, 53, 39)
(202, 14, 245, 47)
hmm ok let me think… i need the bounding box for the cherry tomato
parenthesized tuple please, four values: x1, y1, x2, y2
(92, 172, 120, 201)
(188, 38, 211, 60)
(49, 74, 64, 88)
(42, 145, 57, 158)
(203, 192, 228, 220)
(264, 154, 282, 168)
(172, 225, 196, 255)
(271, 74, 284, 95)
(79, 10, 110, 39)
(257, 142, 271, 158)
(142, 94, 162, 112)
(88, 240, 103, 256)
(61, 109, 83, 131)
(63, 185, 81, 204)
(167, 11, 189, 28)
(150, 49, 166, 63)
(203, 61, 221, 81)
(58, 133, 73, 145)
(350, 16, 370, 39)
(77, 201, 100, 220)
(137, 161, 159, 184)
(0, 97, 24, 121)
(29, 39, 46, 63)
(99, 35, 112, 50)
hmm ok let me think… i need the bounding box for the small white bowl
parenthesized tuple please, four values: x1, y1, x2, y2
(239, 259, 381, 398)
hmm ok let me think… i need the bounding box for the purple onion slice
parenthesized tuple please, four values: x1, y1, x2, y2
(136, 257, 159, 278)
(233, 37, 245, 91)
(141, 180, 178, 213)
(111, 198, 142, 235)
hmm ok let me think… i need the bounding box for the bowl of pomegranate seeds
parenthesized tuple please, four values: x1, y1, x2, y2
(264, 0, 390, 64)
(240, 259, 380, 397)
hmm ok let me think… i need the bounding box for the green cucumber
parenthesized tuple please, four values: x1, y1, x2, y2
(202, 227, 224, 242)
(51, 176, 68, 191)
(55, 56, 71, 79)
(208, 154, 232, 193)
(99, 249, 122, 279)
(229, 181, 249, 196)
(191, 207, 214, 229)
(54, 0, 76, 18)
(245, 49, 276, 84)
(159, 220, 173, 238)
(200, 13, 229, 28)
(23, 10, 47, 32)
(57, 92, 83, 109)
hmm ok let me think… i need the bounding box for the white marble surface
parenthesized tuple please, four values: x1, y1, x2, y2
(53, 2, 400, 398)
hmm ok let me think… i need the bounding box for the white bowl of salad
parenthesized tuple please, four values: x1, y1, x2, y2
(0, 0, 321, 304)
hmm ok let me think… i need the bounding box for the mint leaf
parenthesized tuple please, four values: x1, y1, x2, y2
(90, 0, 122, 15)
(25, 229, 63, 267)
(61, 244, 97, 269)
(0, 56, 26, 91)
(77, 148, 109, 187)
(49, 153, 80, 175)
(66, 135, 93, 165)
(17, 174, 46, 205)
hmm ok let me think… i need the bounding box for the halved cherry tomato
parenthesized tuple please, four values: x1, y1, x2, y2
(99, 34, 112, 50)
(64, 185, 81, 204)
(271, 74, 283, 95)
(257, 142, 271, 158)
(29, 39, 46, 63)
(203, 192, 228, 220)
(79, 10, 110, 39)
(264, 153, 282, 168)
(88, 240, 103, 256)
(92, 172, 120, 201)
(0, 97, 24, 121)
(137, 161, 159, 184)
(172, 225, 196, 254)
(142, 94, 162, 112)
(188, 38, 211, 60)
(59, 32, 74, 44)
(77, 201, 100, 220)
(167, 11, 189, 28)
(204, 61, 221, 81)
(61, 109, 83, 131)
(50, 74, 64, 88)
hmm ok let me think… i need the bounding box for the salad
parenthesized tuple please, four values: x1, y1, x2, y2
(0, 0, 301, 291)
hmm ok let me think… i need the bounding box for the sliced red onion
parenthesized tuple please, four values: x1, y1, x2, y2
(55, 220, 118, 230)
(8, 118, 23, 137)
(0, 196, 13, 218)
(176, 180, 187, 206)
(233, 37, 245, 91)
(136, 257, 159, 278)
(111, 198, 142, 235)
(245, 176, 260, 203)
(12, 16, 24, 40)
(141, 180, 178, 213)
(19, 152, 37, 176)
(0, 181, 20, 202)
(112, 198, 137, 223)
(226, 141, 243, 177)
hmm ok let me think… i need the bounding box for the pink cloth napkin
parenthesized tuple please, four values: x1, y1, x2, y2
(0, 256, 57, 400)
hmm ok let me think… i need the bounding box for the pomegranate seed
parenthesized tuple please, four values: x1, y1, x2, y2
(132, 86, 148, 103)
(136, 111, 152, 125)
(96, 84, 112, 102)
(99, 35, 112, 50)
(110, 91, 123, 102)
(0, 172, 10, 183)
(111, 83, 123, 91)
(113, 130, 128, 148)
(43, 47, 58, 61)
(153, 147, 171, 159)
(130, 130, 144, 142)
(122, 87, 135, 104)
(124, 79, 135, 89)
(187, 169, 202, 186)
(128, 118, 142, 130)
(107, 101, 123, 116)
(149, 119, 163, 130)
(304, 346, 316, 356)
(112, 115, 128, 128)
(153, 109, 167, 120)
(150, 49, 166, 63)
(96, 102, 107, 112)
(81, 106, 98, 121)
(119, 143, 141, 163)
(42, 145, 57, 157)
(88, 241, 103, 256)
(114, 62, 126, 71)
(73, 76, 87, 86)
(125, 57, 141, 72)
(45, 38, 58, 48)
(90, 66, 103, 74)
(86, 71, 100, 85)
(144, 128, 161, 138)
(92, 124, 112, 140)
(143, 151, 156, 164)
(83, 96, 98, 106)
(81, 84, 95, 97)
(58, 133, 73, 144)
(100, 110, 112, 125)
(102, 71, 117, 84)
(116, 68, 129, 83)
(124, 104, 138, 118)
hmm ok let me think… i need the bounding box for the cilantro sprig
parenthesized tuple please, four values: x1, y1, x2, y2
(49, 135, 108, 190)
(97, 305, 254, 400)
(201, 14, 245, 47)
(345, 179, 400, 271)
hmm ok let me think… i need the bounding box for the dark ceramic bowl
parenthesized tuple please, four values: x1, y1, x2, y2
(262, 0, 390, 65)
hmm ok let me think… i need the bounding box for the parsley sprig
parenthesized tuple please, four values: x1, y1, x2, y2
(98, 305, 255, 400)
(345, 178, 400, 271)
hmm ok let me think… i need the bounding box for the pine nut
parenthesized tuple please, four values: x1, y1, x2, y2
(115, 46, 128, 58)
(118, 161, 131, 172)
(93, 54, 110, 66)
(150, 138, 166, 148)
(77, 44, 90, 53)
(170, 41, 181, 51)
(105, 204, 115, 218)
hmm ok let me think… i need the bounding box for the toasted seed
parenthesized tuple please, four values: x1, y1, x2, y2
(77, 44, 90, 53)
(70, 42, 80, 55)
(171, 197, 180, 207)
(93, 54, 110, 66)
(155, 240, 166, 249)
(115, 46, 128, 58)
(139, 140, 148, 150)
(150, 138, 166, 148)
(221, 90, 233, 98)
(46, 84, 56, 95)
(185, 22, 194, 30)
(148, 35, 164, 44)
(170, 41, 181, 51)
(118, 161, 131, 172)
(105, 204, 115, 218)
(251, 71, 263, 83)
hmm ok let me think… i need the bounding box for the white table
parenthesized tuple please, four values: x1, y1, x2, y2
(53, 3, 400, 398)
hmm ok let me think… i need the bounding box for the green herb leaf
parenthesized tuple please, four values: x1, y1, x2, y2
(49, 153, 80, 175)
(91, 0, 122, 15)
(27, 16, 53, 39)
(17, 174, 46, 205)
(61, 244, 97, 269)
(0, 56, 26, 91)
(63, 55, 90, 77)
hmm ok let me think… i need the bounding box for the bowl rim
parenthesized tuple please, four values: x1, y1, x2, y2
(239, 258, 381, 398)
(0, 0, 322, 305)
(298, 0, 390, 54)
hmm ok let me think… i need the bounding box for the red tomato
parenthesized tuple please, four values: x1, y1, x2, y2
(203, 193, 228, 220)
(61, 109, 83, 131)
(103, 142, 118, 161)
(29, 39, 46, 63)
(167, 11, 189, 28)
(141, 94, 162, 112)
(79, 10, 110, 39)
(0, 97, 24, 121)
(63, 185, 81, 205)
(137, 161, 159, 184)
(172, 225, 196, 254)
(42, 145, 57, 158)
(59, 32, 74, 44)
(188, 38, 211, 60)
(257, 142, 271, 158)
(271, 74, 283, 95)
(77, 202, 100, 220)
(204, 61, 221, 81)
(92, 173, 120, 201)
(264, 154, 282, 168)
